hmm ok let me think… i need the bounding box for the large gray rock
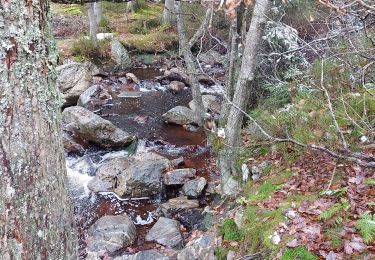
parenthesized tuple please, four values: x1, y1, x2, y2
(163, 68, 189, 84)
(182, 177, 207, 198)
(62, 106, 134, 148)
(177, 233, 216, 260)
(87, 215, 136, 254)
(164, 168, 196, 185)
(77, 85, 112, 109)
(88, 152, 170, 198)
(162, 106, 196, 125)
(114, 250, 169, 260)
(188, 95, 221, 114)
(111, 39, 131, 69)
(57, 62, 98, 107)
(155, 197, 199, 218)
(145, 217, 183, 248)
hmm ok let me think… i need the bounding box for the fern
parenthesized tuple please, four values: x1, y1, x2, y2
(318, 198, 350, 222)
(356, 212, 375, 244)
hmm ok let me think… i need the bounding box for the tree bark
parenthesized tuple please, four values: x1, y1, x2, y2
(0, 0, 77, 259)
(162, 0, 175, 25)
(94, 1, 102, 24)
(88, 2, 98, 46)
(175, 1, 205, 126)
(126, 0, 135, 13)
(219, 0, 270, 193)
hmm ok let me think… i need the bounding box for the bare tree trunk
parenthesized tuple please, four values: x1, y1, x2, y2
(88, 2, 98, 46)
(162, 0, 175, 25)
(175, 2, 205, 126)
(94, 1, 102, 25)
(220, 16, 239, 125)
(188, 3, 213, 48)
(0, 0, 77, 258)
(126, 0, 135, 13)
(219, 0, 270, 195)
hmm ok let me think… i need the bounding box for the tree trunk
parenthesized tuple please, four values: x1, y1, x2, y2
(219, 0, 270, 195)
(88, 2, 98, 46)
(126, 0, 135, 13)
(162, 0, 175, 25)
(188, 3, 214, 48)
(0, 0, 77, 259)
(175, 2, 205, 126)
(94, 1, 102, 25)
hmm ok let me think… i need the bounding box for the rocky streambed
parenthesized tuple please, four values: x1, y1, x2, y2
(62, 64, 223, 259)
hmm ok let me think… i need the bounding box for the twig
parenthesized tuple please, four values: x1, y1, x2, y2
(326, 162, 338, 190)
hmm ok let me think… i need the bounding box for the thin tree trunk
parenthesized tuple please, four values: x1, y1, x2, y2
(219, 0, 270, 194)
(88, 2, 98, 46)
(0, 0, 77, 258)
(126, 0, 135, 13)
(220, 16, 239, 125)
(162, 0, 175, 25)
(175, 2, 205, 126)
(94, 1, 102, 25)
(188, 3, 213, 48)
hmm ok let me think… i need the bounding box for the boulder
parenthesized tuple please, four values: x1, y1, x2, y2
(164, 168, 196, 185)
(111, 38, 131, 69)
(145, 217, 183, 248)
(114, 250, 169, 260)
(182, 177, 207, 198)
(62, 106, 134, 148)
(177, 233, 216, 260)
(126, 72, 140, 84)
(88, 152, 170, 198)
(156, 197, 199, 218)
(87, 215, 136, 254)
(188, 95, 220, 114)
(77, 85, 112, 109)
(168, 81, 186, 93)
(163, 68, 189, 84)
(57, 62, 98, 107)
(162, 106, 196, 125)
(197, 49, 225, 65)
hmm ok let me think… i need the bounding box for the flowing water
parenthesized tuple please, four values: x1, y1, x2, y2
(65, 68, 219, 257)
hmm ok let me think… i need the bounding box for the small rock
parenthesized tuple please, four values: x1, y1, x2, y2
(163, 68, 189, 84)
(114, 249, 169, 260)
(234, 207, 244, 229)
(87, 215, 136, 254)
(97, 33, 114, 40)
(285, 209, 296, 219)
(169, 81, 186, 93)
(63, 131, 84, 153)
(252, 174, 261, 181)
(126, 72, 140, 84)
(145, 217, 183, 248)
(270, 231, 280, 245)
(177, 233, 216, 260)
(226, 250, 236, 260)
(77, 85, 112, 109)
(222, 176, 241, 197)
(164, 168, 196, 185)
(156, 197, 199, 218)
(251, 165, 261, 175)
(241, 163, 249, 182)
(163, 106, 196, 125)
(182, 177, 207, 198)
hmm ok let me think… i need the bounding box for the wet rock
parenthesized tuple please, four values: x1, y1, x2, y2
(156, 197, 199, 218)
(163, 68, 189, 84)
(62, 106, 134, 148)
(111, 38, 131, 69)
(86, 215, 136, 254)
(182, 177, 207, 198)
(177, 233, 216, 260)
(168, 81, 186, 93)
(197, 49, 225, 65)
(57, 62, 98, 107)
(114, 152, 170, 197)
(174, 209, 204, 231)
(77, 85, 112, 109)
(162, 106, 196, 125)
(126, 72, 140, 84)
(114, 250, 169, 260)
(189, 95, 221, 114)
(63, 131, 84, 153)
(118, 91, 142, 98)
(164, 168, 196, 185)
(145, 217, 183, 248)
(88, 152, 170, 197)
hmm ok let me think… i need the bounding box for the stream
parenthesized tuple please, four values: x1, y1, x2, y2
(64, 68, 220, 258)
